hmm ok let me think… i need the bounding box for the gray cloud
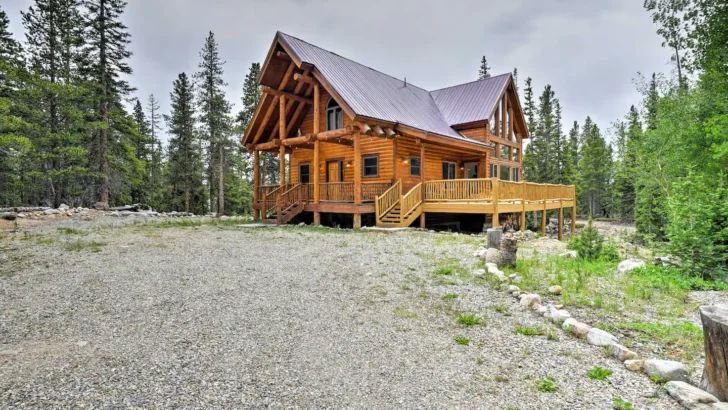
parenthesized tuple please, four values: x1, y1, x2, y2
(3, 0, 672, 142)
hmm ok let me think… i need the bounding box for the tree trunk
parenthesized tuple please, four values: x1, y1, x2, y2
(218, 144, 224, 216)
(487, 227, 503, 249)
(699, 305, 728, 401)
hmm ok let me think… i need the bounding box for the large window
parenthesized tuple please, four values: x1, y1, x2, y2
(513, 168, 520, 182)
(500, 144, 510, 160)
(410, 157, 421, 176)
(299, 163, 310, 184)
(326, 98, 343, 130)
(500, 165, 512, 181)
(442, 162, 456, 180)
(363, 155, 379, 177)
(512, 148, 519, 161)
(490, 164, 498, 179)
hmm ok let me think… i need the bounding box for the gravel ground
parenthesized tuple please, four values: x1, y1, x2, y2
(0, 218, 678, 409)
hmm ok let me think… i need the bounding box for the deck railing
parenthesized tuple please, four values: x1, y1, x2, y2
(362, 182, 394, 202)
(262, 184, 287, 218)
(400, 183, 422, 218)
(257, 185, 280, 202)
(319, 182, 355, 202)
(424, 179, 492, 202)
(375, 180, 401, 219)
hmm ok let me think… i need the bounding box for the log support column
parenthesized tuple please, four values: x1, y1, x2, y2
(253, 150, 260, 220)
(420, 213, 426, 229)
(558, 199, 564, 241)
(313, 85, 321, 225)
(353, 132, 362, 230)
(520, 181, 526, 231)
(278, 95, 287, 187)
(492, 178, 500, 228)
(571, 186, 577, 237)
(541, 204, 547, 235)
(420, 141, 425, 200)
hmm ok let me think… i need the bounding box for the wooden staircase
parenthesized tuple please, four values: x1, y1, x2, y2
(262, 184, 308, 225)
(375, 181, 423, 228)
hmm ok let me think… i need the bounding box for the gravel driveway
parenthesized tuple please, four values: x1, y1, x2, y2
(0, 219, 678, 409)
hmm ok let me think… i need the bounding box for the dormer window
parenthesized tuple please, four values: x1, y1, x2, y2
(326, 98, 343, 130)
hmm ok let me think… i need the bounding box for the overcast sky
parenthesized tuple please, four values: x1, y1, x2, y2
(3, 0, 672, 143)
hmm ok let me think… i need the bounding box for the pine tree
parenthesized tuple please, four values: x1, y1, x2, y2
(195, 31, 233, 215)
(562, 121, 580, 186)
(645, 73, 659, 130)
(237, 62, 261, 133)
(553, 98, 566, 184)
(166, 72, 205, 213)
(521, 77, 538, 180)
(478, 56, 491, 80)
(613, 105, 642, 221)
(145, 93, 163, 207)
(578, 117, 613, 217)
(644, 0, 691, 89)
(82, 0, 134, 206)
(0, 7, 22, 59)
(512, 67, 518, 92)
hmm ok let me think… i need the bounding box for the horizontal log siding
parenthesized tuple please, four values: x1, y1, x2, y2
(460, 127, 487, 143)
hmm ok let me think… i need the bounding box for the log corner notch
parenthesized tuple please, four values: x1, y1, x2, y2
(699, 305, 728, 401)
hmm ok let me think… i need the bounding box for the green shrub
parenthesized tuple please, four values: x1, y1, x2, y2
(455, 336, 470, 345)
(536, 377, 557, 393)
(612, 398, 634, 410)
(457, 314, 481, 326)
(587, 366, 613, 380)
(514, 325, 544, 336)
(568, 216, 603, 261)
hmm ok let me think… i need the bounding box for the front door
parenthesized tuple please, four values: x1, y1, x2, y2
(464, 162, 479, 179)
(327, 160, 343, 182)
(442, 162, 457, 180)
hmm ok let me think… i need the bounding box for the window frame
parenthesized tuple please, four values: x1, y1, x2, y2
(410, 156, 421, 177)
(299, 163, 311, 184)
(326, 98, 344, 131)
(500, 164, 512, 181)
(513, 168, 521, 182)
(490, 164, 498, 179)
(442, 161, 457, 180)
(362, 155, 379, 178)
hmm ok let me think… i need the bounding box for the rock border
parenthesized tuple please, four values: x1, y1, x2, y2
(473, 236, 726, 410)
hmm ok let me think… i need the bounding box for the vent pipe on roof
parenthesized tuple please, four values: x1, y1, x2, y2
(404, 77, 407, 87)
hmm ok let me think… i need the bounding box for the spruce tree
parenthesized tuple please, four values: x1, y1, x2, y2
(195, 31, 233, 215)
(521, 77, 538, 180)
(0, 7, 22, 59)
(613, 106, 642, 221)
(578, 117, 613, 217)
(553, 99, 565, 184)
(562, 121, 580, 186)
(146, 93, 163, 207)
(512, 67, 518, 92)
(167, 72, 205, 213)
(645, 73, 659, 130)
(82, 0, 134, 206)
(478, 56, 491, 80)
(237, 62, 261, 133)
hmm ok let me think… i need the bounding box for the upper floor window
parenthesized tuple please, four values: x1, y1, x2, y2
(363, 155, 379, 177)
(410, 157, 421, 176)
(326, 98, 343, 130)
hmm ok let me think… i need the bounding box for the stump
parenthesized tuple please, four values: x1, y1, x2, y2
(499, 235, 518, 268)
(487, 227, 503, 249)
(699, 305, 728, 401)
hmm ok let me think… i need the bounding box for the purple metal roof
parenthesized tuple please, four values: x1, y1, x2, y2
(278, 32, 508, 144)
(431, 74, 511, 126)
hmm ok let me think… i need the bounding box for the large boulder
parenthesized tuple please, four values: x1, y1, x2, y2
(94, 201, 109, 211)
(519, 293, 541, 308)
(665, 381, 719, 408)
(0, 212, 17, 221)
(487, 227, 502, 249)
(43, 209, 61, 215)
(611, 343, 638, 361)
(499, 236, 518, 268)
(562, 318, 591, 338)
(644, 359, 689, 382)
(617, 259, 646, 274)
(484, 248, 501, 264)
(587, 328, 618, 346)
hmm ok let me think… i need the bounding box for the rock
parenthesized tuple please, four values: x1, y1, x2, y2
(472, 268, 486, 277)
(644, 359, 689, 382)
(611, 343, 638, 361)
(499, 236, 518, 268)
(58, 203, 69, 210)
(494, 271, 508, 282)
(548, 308, 571, 325)
(0, 212, 18, 221)
(76, 340, 89, 347)
(484, 248, 501, 264)
(109, 211, 120, 217)
(94, 201, 109, 211)
(17, 213, 27, 218)
(511, 291, 521, 297)
(120, 210, 133, 217)
(587, 328, 618, 346)
(220, 215, 231, 221)
(559, 250, 578, 258)
(537, 305, 549, 315)
(472, 248, 487, 258)
(43, 209, 61, 215)
(665, 381, 719, 408)
(617, 259, 646, 274)
(485, 262, 499, 273)
(562, 318, 591, 338)
(548, 285, 563, 295)
(519, 293, 541, 308)
(508, 285, 521, 293)
(625, 359, 644, 372)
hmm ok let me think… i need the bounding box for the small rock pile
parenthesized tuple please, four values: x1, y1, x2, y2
(545, 217, 572, 237)
(1, 204, 89, 220)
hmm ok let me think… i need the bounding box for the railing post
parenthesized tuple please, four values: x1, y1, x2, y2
(520, 181, 526, 231)
(492, 178, 500, 228)
(558, 198, 564, 241)
(571, 185, 577, 237)
(253, 150, 260, 220)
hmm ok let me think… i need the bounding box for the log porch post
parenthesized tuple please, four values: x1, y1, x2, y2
(313, 84, 321, 225)
(520, 181, 526, 231)
(558, 199, 564, 241)
(571, 186, 576, 237)
(278, 95, 287, 186)
(420, 141, 426, 228)
(253, 149, 260, 220)
(392, 137, 398, 181)
(541, 202, 547, 235)
(353, 132, 362, 230)
(492, 178, 500, 228)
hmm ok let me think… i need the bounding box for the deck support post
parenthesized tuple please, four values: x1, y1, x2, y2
(420, 141, 426, 200)
(520, 181, 526, 231)
(420, 212, 426, 229)
(313, 85, 321, 225)
(392, 137, 398, 181)
(278, 95, 287, 187)
(253, 150, 260, 220)
(558, 199, 564, 241)
(541, 204, 547, 235)
(571, 186, 576, 237)
(492, 178, 500, 228)
(353, 132, 362, 229)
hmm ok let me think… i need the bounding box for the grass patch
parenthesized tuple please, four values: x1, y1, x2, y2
(153, 218, 247, 229)
(514, 325, 544, 336)
(587, 366, 613, 381)
(456, 314, 482, 326)
(442, 293, 459, 300)
(601, 320, 703, 361)
(64, 239, 107, 252)
(536, 376, 557, 393)
(612, 398, 635, 410)
(434, 267, 453, 275)
(393, 306, 418, 319)
(455, 336, 470, 345)
(57, 227, 86, 235)
(491, 304, 510, 315)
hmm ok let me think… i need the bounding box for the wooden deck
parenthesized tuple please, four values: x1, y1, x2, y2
(255, 178, 575, 238)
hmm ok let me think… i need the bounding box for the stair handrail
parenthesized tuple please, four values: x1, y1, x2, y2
(277, 183, 305, 223)
(400, 183, 423, 221)
(263, 184, 287, 218)
(375, 179, 401, 222)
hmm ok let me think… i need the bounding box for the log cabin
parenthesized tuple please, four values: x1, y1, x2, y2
(242, 32, 575, 237)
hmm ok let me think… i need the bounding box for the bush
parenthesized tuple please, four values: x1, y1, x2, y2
(569, 217, 607, 261)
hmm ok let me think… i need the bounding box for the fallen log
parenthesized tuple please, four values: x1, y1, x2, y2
(700, 305, 728, 401)
(110, 204, 141, 212)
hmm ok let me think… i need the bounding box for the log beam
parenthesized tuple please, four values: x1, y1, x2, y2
(280, 134, 317, 147)
(313, 84, 321, 225)
(251, 62, 296, 145)
(372, 125, 385, 138)
(261, 86, 314, 106)
(279, 96, 287, 186)
(276, 51, 291, 61)
(255, 139, 281, 151)
(293, 73, 316, 84)
(276, 68, 312, 140)
(253, 150, 260, 220)
(356, 123, 373, 136)
(383, 127, 396, 139)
